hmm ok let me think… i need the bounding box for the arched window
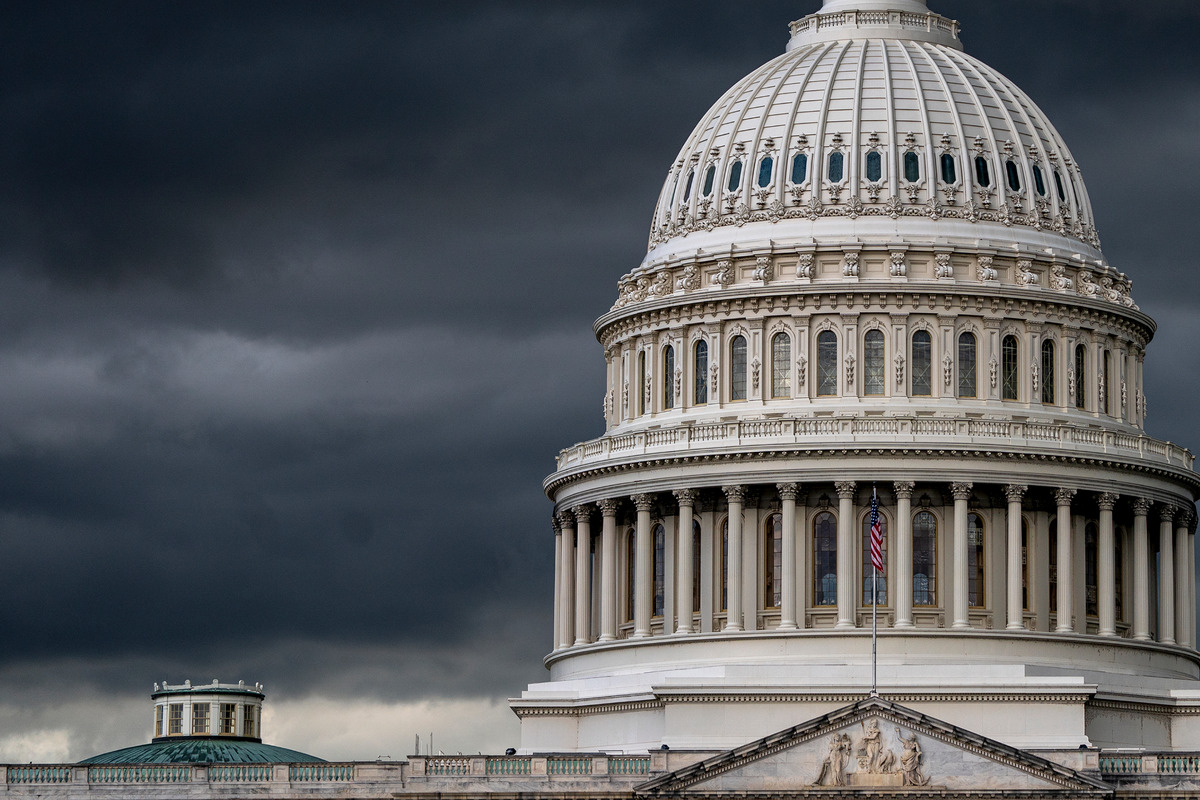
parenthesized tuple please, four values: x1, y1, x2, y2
(974, 156, 991, 187)
(1053, 170, 1067, 203)
(866, 151, 882, 182)
(694, 340, 709, 405)
(638, 350, 647, 415)
(625, 530, 636, 622)
(692, 520, 702, 615)
(764, 513, 783, 609)
(683, 169, 695, 201)
(1033, 164, 1047, 197)
(1074, 343, 1087, 409)
(913, 511, 937, 606)
(1085, 521, 1099, 617)
(904, 151, 920, 183)
(772, 332, 792, 399)
(663, 345, 675, 409)
(1041, 339, 1056, 404)
(1115, 528, 1125, 622)
(958, 332, 977, 398)
(757, 156, 774, 188)
(1021, 518, 1030, 612)
(719, 517, 729, 612)
(940, 153, 957, 184)
(730, 335, 748, 401)
(912, 330, 932, 396)
(817, 330, 838, 396)
(791, 153, 808, 184)
(828, 152, 845, 183)
(862, 512, 888, 605)
(1002, 335, 1019, 400)
(652, 523, 666, 618)
(968, 512, 985, 607)
(864, 330, 885, 396)
(1100, 350, 1111, 415)
(813, 511, 837, 607)
(1048, 518, 1058, 615)
(703, 164, 716, 196)
(1006, 160, 1021, 192)
(727, 160, 743, 193)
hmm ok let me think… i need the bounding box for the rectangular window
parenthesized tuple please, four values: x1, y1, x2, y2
(1101, 351, 1111, 415)
(1002, 336, 1019, 401)
(694, 341, 709, 405)
(730, 336, 747, 401)
(192, 703, 210, 735)
(155, 705, 163, 738)
(168, 703, 183, 735)
(243, 705, 256, 739)
(220, 703, 237, 735)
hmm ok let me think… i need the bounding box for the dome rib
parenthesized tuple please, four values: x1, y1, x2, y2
(779, 43, 833, 210)
(912, 43, 972, 210)
(812, 40, 855, 189)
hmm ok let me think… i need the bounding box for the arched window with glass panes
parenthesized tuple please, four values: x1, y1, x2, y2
(730, 335, 747, 401)
(764, 513, 783, 610)
(694, 340, 709, 405)
(691, 521, 702, 617)
(1074, 344, 1087, 409)
(1041, 339, 1056, 404)
(864, 330, 885, 396)
(1085, 521, 1099, 618)
(663, 345, 675, 409)
(958, 332, 977, 398)
(817, 331, 838, 396)
(912, 330, 932, 396)
(913, 510, 937, 606)
(1002, 335, 1019, 400)
(772, 333, 791, 399)
(638, 350, 647, 415)
(719, 518, 729, 613)
(652, 523, 666, 618)
(813, 511, 837, 607)
(968, 513, 985, 607)
(625, 530, 636, 622)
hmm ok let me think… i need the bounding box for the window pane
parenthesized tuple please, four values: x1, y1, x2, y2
(731, 336, 747, 401)
(638, 351, 647, 415)
(1086, 522, 1099, 617)
(703, 165, 716, 196)
(1115, 531, 1124, 621)
(866, 151, 882, 182)
(975, 156, 991, 187)
(817, 331, 838, 396)
(1033, 165, 1047, 197)
(771, 333, 791, 399)
(913, 511, 937, 606)
(940, 153, 957, 184)
(764, 514, 782, 608)
(694, 341, 709, 405)
(968, 513, 985, 607)
(828, 152, 844, 183)
(757, 156, 774, 188)
(653, 523, 665, 617)
(904, 152, 920, 182)
(813, 511, 837, 606)
(911, 330, 932, 396)
(1041, 340, 1056, 404)
(663, 346, 675, 409)
(1049, 520, 1058, 614)
(1006, 160, 1021, 191)
(864, 330, 885, 396)
(169, 704, 183, 735)
(862, 513, 888, 605)
(243, 705, 256, 739)
(1074, 344, 1087, 409)
(192, 703, 209, 734)
(683, 170, 694, 201)
(1021, 519, 1030, 611)
(626, 532, 636, 621)
(1101, 351, 1110, 414)
(791, 153, 808, 184)
(692, 521, 702, 614)
(1054, 170, 1067, 202)
(727, 160, 743, 192)
(1002, 335, 1019, 401)
(720, 519, 728, 611)
(958, 333, 977, 398)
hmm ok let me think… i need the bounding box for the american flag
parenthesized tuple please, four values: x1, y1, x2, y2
(869, 486, 884, 574)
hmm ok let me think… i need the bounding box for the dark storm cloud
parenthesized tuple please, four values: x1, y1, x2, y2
(0, 0, 1198, 759)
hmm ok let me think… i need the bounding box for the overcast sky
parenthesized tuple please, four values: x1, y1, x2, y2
(0, 0, 1198, 763)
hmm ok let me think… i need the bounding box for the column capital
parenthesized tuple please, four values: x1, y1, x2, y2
(573, 505, 594, 524)
(673, 488, 699, 507)
(631, 493, 655, 512)
(893, 481, 915, 500)
(556, 510, 576, 529)
(598, 498, 621, 516)
(835, 481, 857, 500)
(776, 482, 799, 501)
(722, 485, 747, 503)
(1160, 504, 1177, 523)
(1054, 487, 1077, 506)
(1180, 507, 1196, 528)
(1132, 497, 1153, 515)
(950, 481, 973, 501)
(1004, 484, 1027, 503)
(1097, 492, 1119, 511)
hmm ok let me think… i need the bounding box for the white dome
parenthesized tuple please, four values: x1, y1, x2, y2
(647, 1, 1100, 268)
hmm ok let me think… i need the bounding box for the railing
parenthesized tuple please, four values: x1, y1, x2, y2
(608, 756, 651, 775)
(8, 766, 72, 784)
(289, 764, 354, 781)
(424, 757, 471, 776)
(547, 756, 593, 775)
(209, 764, 272, 782)
(486, 756, 532, 775)
(1158, 755, 1200, 774)
(88, 765, 191, 783)
(557, 415, 1195, 473)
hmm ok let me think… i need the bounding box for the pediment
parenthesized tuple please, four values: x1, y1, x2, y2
(637, 697, 1110, 796)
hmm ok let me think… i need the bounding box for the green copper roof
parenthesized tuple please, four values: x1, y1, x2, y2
(79, 738, 325, 765)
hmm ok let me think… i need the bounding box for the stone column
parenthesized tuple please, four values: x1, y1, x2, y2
(553, 519, 562, 651)
(723, 486, 746, 632)
(632, 494, 655, 638)
(893, 482, 915, 629)
(1054, 488, 1076, 633)
(557, 511, 576, 649)
(1005, 485, 1027, 631)
(1176, 510, 1190, 647)
(1189, 515, 1197, 649)
(1132, 498, 1152, 641)
(951, 482, 973, 629)
(674, 489, 697, 634)
(573, 505, 592, 646)
(598, 499, 620, 642)
(1159, 505, 1176, 645)
(1097, 492, 1119, 637)
(778, 483, 800, 631)
(834, 482, 857, 629)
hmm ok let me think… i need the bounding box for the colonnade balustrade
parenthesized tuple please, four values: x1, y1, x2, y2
(550, 482, 1197, 653)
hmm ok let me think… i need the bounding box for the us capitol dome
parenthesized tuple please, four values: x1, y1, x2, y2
(521, 0, 1200, 755)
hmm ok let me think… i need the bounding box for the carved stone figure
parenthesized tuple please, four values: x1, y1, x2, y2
(815, 733, 852, 786)
(859, 719, 896, 774)
(897, 729, 930, 786)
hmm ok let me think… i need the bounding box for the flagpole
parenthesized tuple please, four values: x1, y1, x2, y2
(871, 482, 878, 697)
